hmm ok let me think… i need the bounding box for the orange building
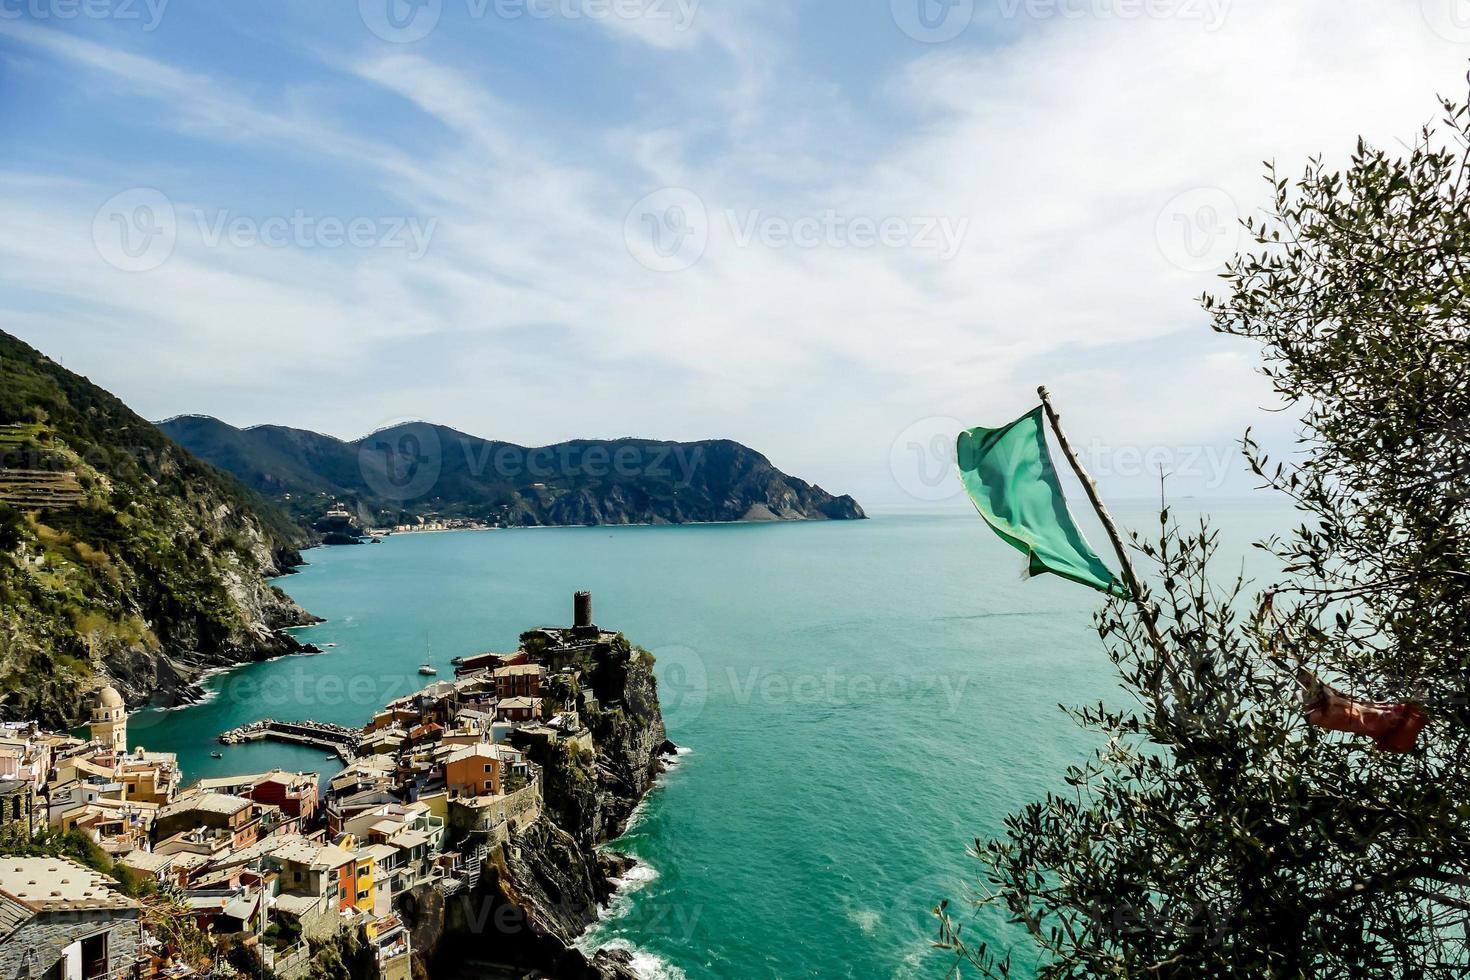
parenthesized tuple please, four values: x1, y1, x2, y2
(494, 664, 544, 700)
(444, 744, 505, 799)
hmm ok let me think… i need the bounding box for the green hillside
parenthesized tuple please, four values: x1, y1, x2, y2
(0, 331, 315, 728)
(160, 417, 867, 528)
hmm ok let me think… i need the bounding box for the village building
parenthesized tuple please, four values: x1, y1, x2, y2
(453, 649, 522, 677)
(185, 882, 265, 936)
(444, 743, 510, 799)
(193, 769, 320, 822)
(153, 792, 261, 849)
(359, 727, 408, 755)
(112, 750, 181, 805)
(341, 801, 444, 898)
(151, 827, 236, 882)
(45, 771, 127, 828)
(363, 913, 413, 980)
(56, 798, 157, 855)
(116, 848, 177, 887)
(0, 724, 54, 792)
(494, 663, 545, 700)
(89, 685, 128, 755)
(0, 857, 142, 980)
(446, 775, 544, 843)
(0, 780, 34, 833)
(496, 696, 542, 723)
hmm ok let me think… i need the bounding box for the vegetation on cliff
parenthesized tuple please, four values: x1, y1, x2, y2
(0, 330, 315, 727)
(159, 414, 866, 529)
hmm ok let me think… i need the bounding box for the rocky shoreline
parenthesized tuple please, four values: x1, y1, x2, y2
(404, 623, 677, 979)
(99, 554, 324, 716)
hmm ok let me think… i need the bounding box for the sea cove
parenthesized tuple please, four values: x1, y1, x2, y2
(132, 504, 1287, 978)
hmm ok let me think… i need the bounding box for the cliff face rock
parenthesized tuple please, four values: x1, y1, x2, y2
(524, 632, 670, 849)
(430, 630, 673, 979)
(159, 416, 867, 529)
(0, 330, 315, 727)
(583, 641, 672, 839)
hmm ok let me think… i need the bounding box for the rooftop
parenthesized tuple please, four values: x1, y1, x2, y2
(494, 663, 545, 677)
(274, 893, 327, 916)
(358, 843, 398, 863)
(0, 857, 138, 911)
(444, 743, 514, 765)
(118, 850, 174, 874)
(268, 837, 325, 867)
(159, 792, 252, 820)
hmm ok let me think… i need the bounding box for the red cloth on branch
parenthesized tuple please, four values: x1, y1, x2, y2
(1304, 682, 1428, 753)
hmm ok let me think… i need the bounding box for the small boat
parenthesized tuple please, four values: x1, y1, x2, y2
(325, 643, 337, 648)
(450, 655, 465, 666)
(418, 662, 438, 676)
(211, 751, 223, 759)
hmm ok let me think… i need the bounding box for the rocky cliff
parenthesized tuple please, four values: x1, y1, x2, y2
(0, 331, 316, 727)
(426, 630, 674, 979)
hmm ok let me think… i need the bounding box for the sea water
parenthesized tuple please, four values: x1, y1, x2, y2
(131, 501, 1291, 978)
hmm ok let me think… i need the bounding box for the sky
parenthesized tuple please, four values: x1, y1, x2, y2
(1, 0, 1468, 507)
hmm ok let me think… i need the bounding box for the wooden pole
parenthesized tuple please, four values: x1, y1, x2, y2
(1037, 386, 1170, 664)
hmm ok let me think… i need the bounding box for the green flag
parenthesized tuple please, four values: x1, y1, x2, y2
(956, 406, 1127, 597)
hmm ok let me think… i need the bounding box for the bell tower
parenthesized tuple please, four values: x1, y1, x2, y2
(90, 686, 127, 754)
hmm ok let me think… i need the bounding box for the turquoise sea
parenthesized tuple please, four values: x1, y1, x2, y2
(130, 502, 1290, 978)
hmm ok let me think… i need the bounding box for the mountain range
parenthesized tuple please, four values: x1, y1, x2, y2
(158, 415, 866, 529)
(0, 326, 862, 725)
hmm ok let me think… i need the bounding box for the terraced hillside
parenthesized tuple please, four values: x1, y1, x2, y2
(0, 423, 85, 509)
(0, 331, 316, 728)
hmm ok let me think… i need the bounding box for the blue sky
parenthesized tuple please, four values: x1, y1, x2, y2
(3, 0, 1469, 507)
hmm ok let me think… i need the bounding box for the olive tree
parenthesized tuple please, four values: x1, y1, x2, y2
(938, 82, 1470, 978)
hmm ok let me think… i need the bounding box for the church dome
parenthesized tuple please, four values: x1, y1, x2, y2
(96, 686, 124, 710)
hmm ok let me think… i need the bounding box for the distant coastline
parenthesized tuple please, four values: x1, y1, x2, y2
(159, 414, 867, 535)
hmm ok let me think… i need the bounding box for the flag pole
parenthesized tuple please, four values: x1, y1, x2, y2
(1036, 386, 1170, 663)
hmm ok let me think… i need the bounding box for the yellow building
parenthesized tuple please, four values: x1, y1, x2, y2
(339, 833, 377, 913)
(115, 751, 180, 804)
(89, 686, 126, 755)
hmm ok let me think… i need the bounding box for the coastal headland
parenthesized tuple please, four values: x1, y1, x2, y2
(0, 591, 674, 980)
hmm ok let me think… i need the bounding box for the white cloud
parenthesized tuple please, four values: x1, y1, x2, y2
(2, 2, 1466, 505)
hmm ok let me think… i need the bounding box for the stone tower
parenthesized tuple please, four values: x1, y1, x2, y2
(90, 686, 127, 754)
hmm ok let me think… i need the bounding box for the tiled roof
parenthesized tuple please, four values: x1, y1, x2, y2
(0, 893, 32, 942)
(159, 792, 251, 820)
(494, 664, 544, 677)
(118, 850, 174, 874)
